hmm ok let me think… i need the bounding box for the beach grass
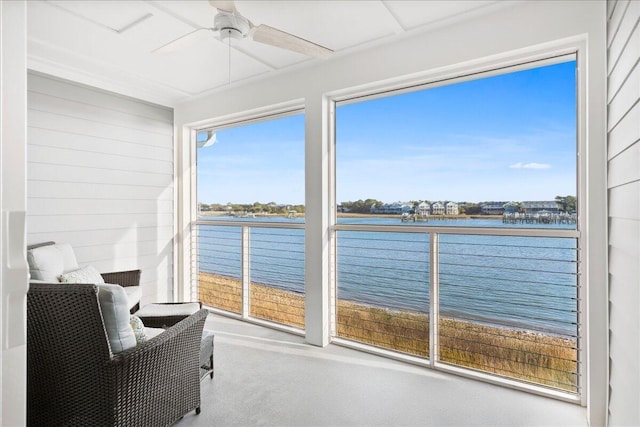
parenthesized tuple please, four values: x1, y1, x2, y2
(198, 272, 577, 392)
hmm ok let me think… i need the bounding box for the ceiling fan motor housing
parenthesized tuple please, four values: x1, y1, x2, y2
(214, 12, 250, 40)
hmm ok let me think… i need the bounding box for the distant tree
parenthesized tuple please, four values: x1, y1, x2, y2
(341, 198, 383, 213)
(555, 195, 577, 212)
(250, 202, 265, 213)
(463, 203, 481, 215)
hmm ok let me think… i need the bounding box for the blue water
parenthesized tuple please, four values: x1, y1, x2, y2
(197, 216, 578, 335)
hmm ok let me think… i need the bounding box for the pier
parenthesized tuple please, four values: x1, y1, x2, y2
(502, 212, 577, 225)
(401, 212, 429, 222)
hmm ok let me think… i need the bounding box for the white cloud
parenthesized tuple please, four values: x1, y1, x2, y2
(509, 162, 551, 169)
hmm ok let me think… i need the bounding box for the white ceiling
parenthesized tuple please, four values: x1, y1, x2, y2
(27, 0, 500, 107)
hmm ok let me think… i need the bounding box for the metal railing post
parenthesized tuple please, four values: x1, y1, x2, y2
(241, 225, 250, 319)
(429, 232, 439, 366)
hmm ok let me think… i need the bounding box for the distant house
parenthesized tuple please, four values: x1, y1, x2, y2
(431, 202, 445, 215)
(370, 202, 412, 214)
(445, 201, 459, 215)
(480, 201, 507, 215)
(417, 201, 430, 217)
(522, 201, 560, 213)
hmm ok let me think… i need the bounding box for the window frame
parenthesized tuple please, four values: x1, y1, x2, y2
(177, 39, 602, 410)
(327, 49, 588, 404)
(183, 101, 305, 314)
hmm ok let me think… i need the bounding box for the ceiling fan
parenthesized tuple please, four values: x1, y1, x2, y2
(154, 0, 333, 59)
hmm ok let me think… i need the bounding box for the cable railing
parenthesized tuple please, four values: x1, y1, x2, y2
(195, 220, 305, 329)
(336, 231, 430, 357)
(197, 226, 242, 314)
(334, 224, 580, 394)
(194, 219, 581, 395)
(249, 227, 305, 328)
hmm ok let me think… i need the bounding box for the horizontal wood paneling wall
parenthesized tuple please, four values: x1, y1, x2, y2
(27, 72, 174, 304)
(607, 1, 640, 425)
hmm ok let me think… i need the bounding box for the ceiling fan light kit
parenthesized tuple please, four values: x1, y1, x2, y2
(154, 0, 333, 59)
(214, 12, 249, 40)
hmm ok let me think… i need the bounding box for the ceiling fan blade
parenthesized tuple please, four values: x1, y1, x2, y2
(209, 0, 237, 14)
(153, 28, 212, 54)
(250, 24, 333, 59)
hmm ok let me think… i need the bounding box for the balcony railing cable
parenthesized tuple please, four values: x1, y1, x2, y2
(194, 220, 581, 398)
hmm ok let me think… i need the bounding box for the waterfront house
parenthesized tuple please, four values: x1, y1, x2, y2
(522, 201, 561, 214)
(445, 201, 459, 215)
(1, 1, 637, 426)
(480, 201, 508, 215)
(431, 202, 445, 215)
(370, 202, 412, 215)
(417, 201, 431, 217)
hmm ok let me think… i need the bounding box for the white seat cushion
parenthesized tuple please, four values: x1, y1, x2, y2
(27, 243, 79, 282)
(144, 327, 164, 340)
(123, 286, 142, 310)
(96, 283, 137, 354)
(135, 302, 201, 318)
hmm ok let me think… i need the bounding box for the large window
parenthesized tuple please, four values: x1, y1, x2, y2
(333, 57, 581, 395)
(336, 59, 577, 226)
(195, 112, 306, 328)
(196, 113, 305, 215)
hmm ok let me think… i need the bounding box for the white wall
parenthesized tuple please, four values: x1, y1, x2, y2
(0, 1, 28, 424)
(27, 72, 174, 304)
(607, 1, 640, 425)
(175, 1, 607, 424)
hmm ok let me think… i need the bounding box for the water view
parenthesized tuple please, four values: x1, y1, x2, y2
(198, 216, 577, 336)
(195, 58, 580, 391)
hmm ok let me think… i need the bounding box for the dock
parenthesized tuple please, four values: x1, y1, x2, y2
(502, 212, 577, 225)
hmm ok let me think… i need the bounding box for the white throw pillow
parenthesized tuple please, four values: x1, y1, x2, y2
(96, 283, 137, 353)
(27, 243, 79, 282)
(58, 265, 105, 284)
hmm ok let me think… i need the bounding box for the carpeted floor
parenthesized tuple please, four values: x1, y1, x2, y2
(175, 313, 586, 427)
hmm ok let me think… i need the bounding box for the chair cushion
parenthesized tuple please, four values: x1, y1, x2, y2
(135, 302, 201, 318)
(58, 265, 105, 284)
(27, 243, 79, 282)
(95, 283, 136, 354)
(145, 327, 165, 340)
(123, 286, 142, 310)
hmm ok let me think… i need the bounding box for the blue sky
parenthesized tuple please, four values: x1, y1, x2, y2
(198, 59, 576, 205)
(197, 113, 305, 205)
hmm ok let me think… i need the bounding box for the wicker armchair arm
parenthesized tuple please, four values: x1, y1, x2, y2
(100, 269, 141, 287)
(112, 309, 208, 362)
(108, 309, 208, 425)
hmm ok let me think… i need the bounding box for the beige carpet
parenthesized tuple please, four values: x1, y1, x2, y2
(175, 313, 586, 427)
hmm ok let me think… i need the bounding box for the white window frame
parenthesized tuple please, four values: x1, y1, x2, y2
(176, 38, 606, 417)
(176, 100, 304, 305)
(326, 43, 594, 405)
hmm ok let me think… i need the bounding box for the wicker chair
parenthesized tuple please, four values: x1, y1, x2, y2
(27, 282, 208, 426)
(27, 241, 142, 313)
